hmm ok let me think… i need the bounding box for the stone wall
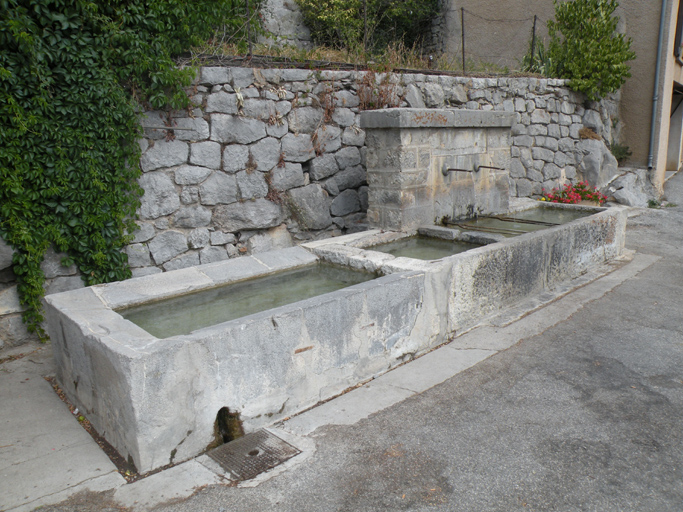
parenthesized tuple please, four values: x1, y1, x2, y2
(0, 66, 619, 352)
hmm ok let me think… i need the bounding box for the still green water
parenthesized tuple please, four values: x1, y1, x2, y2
(455, 207, 594, 237)
(120, 264, 375, 338)
(369, 236, 480, 260)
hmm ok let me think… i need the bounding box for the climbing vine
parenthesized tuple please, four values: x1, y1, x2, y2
(0, 0, 251, 336)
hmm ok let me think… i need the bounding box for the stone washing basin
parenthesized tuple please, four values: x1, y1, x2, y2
(45, 202, 626, 473)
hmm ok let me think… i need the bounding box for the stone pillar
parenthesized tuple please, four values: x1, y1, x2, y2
(360, 109, 515, 231)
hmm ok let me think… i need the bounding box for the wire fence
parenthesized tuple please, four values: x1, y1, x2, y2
(459, 8, 547, 73)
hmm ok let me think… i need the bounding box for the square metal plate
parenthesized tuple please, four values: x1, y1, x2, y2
(207, 429, 301, 481)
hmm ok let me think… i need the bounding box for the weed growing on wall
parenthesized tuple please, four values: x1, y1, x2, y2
(0, 0, 248, 336)
(547, 0, 635, 100)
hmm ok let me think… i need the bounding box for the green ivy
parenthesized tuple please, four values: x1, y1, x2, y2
(0, 0, 250, 337)
(547, 0, 636, 100)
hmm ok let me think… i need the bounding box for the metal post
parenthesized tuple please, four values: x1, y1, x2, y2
(363, 0, 368, 53)
(531, 15, 537, 67)
(246, 0, 253, 59)
(461, 7, 466, 73)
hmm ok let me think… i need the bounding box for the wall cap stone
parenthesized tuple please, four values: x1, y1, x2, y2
(360, 108, 516, 129)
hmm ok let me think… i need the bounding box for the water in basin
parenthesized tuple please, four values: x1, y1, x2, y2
(120, 264, 375, 338)
(453, 206, 596, 237)
(369, 236, 481, 260)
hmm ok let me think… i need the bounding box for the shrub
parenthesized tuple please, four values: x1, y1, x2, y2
(0, 0, 246, 336)
(295, 0, 439, 52)
(547, 0, 636, 100)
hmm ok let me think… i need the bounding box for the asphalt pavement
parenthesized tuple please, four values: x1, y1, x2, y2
(3, 172, 683, 512)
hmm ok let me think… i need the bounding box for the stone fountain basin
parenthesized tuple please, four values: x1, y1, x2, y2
(303, 202, 627, 336)
(45, 247, 428, 474)
(45, 203, 626, 474)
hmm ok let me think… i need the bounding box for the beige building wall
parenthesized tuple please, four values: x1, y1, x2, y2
(439, 0, 683, 193)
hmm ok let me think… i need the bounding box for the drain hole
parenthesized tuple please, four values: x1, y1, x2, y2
(248, 449, 259, 456)
(215, 407, 245, 444)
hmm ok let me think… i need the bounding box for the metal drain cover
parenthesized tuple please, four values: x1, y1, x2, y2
(207, 429, 301, 481)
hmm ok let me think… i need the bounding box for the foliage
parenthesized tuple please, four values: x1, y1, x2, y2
(540, 181, 607, 205)
(547, 0, 636, 100)
(521, 39, 552, 75)
(610, 143, 632, 165)
(0, 0, 246, 336)
(295, 0, 439, 52)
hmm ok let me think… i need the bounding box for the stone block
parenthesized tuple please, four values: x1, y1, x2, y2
(213, 199, 284, 231)
(210, 231, 236, 245)
(206, 92, 239, 114)
(443, 84, 467, 105)
(578, 139, 618, 189)
(210, 115, 267, 144)
(310, 154, 339, 181)
(270, 163, 305, 191)
(140, 140, 188, 172)
(242, 99, 275, 120)
(330, 189, 361, 217)
(190, 141, 221, 170)
(173, 117, 209, 141)
(138, 172, 180, 219)
(44, 276, 85, 296)
(199, 172, 238, 206)
(131, 267, 163, 278)
(188, 228, 210, 249)
(163, 251, 200, 272)
(267, 119, 289, 138)
(315, 125, 342, 154)
(0, 285, 21, 315)
(531, 110, 550, 124)
(237, 170, 269, 200)
(335, 90, 360, 108)
(509, 158, 526, 178)
(282, 133, 314, 162)
(251, 137, 281, 172)
(223, 145, 250, 173)
(333, 108, 356, 127)
(173, 205, 212, 228)
(404, 84, 425, 108)
(342, 127, 366, 147)
(324, 166, 365, 196)
(0, 238, 13, 271)
(125, 243, 152, 268)
(287, 184, 333, 230)
(0, 313, 35, 348)
(246, 225, 293, 254)
(289, 107, 323, 134)
(543, 163, 562, 180)
(421, 83, 445, 107)
(181, 187, 199, 205)
(149, 231, 188, 264)
(528, 124, 548, 136)
(174, 165, 212, 185)
(335, 146, 361, 170)
(199, 246, 230, 264)
(231, 68, 254, 88)
(515, 178, 533, 197)
(531, 147, 555, 162)
(200, 67, 230, 85)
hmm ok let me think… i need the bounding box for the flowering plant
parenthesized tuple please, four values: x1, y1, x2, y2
(540, 181, 607, 205)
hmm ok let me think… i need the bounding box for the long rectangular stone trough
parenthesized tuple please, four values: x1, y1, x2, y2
(45, 202, 626, 474)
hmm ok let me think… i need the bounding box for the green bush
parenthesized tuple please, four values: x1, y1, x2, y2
(547, 0, 636, 100)
(0, 0, 247, 336)
(295, 0, 439, 52)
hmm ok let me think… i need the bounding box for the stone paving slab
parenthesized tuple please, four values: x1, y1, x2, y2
(0, 348, 124, 511)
